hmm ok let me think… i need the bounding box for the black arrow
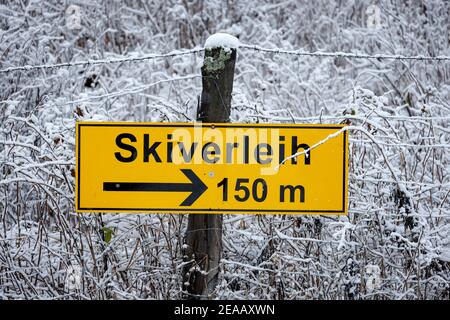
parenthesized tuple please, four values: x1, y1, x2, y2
(103, 169, 208, 206)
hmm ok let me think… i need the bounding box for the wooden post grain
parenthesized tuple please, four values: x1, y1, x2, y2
(182, 45, 236, 299)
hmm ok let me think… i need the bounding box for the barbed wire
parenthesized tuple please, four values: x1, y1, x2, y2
(239, 44, 450, 61)
(0, 47, 205, 74)
(1, 44, 449, 74)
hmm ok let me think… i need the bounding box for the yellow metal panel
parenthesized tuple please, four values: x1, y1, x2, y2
(75, 122, 348, 214)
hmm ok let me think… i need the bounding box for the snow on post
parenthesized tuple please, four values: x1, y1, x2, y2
(204, 33, 240, 50)
(196, 33, 237, 122)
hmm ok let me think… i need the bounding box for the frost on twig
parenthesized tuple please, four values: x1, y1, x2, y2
(0, 1, 449, 300)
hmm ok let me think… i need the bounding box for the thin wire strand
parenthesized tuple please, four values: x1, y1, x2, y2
(1, 44, 449, 74)
(239, 43, 450, 61)
(0, 47, 205, 74)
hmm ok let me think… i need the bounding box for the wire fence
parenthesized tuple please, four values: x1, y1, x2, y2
(1, 37, 449, 300)
(1, 44, 449, 74)
(0, 48, 205, 74)
(239, 44, 450, 61)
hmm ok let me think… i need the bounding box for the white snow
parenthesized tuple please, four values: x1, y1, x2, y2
(1, 1, 449, 301)
(204, 33, 240, 49)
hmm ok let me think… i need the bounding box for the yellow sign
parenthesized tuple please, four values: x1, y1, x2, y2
(76, 122, 348, 214)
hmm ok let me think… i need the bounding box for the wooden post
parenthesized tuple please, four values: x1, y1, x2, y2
(182, 37, 237, 299)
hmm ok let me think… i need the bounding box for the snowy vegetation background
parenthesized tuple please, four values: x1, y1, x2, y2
(0, 0, 449, 299)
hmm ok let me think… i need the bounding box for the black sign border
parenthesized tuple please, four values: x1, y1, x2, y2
(76, 123, 348, 214)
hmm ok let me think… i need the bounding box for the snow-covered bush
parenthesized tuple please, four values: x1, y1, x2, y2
(0, 0, 448, 299)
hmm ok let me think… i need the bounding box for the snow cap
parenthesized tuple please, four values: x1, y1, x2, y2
(205, 33, 240, 50)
